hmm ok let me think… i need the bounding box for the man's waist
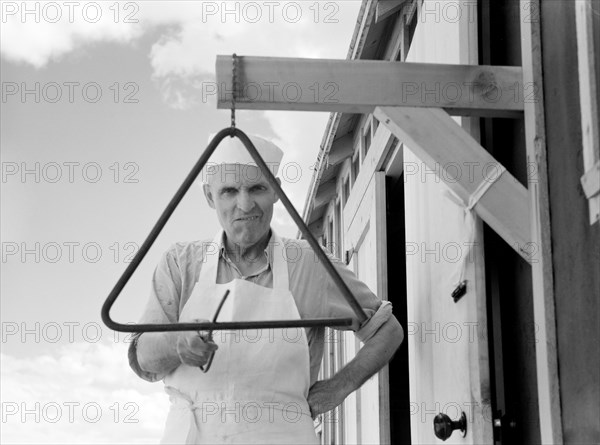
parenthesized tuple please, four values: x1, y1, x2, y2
(167, 393, 312, 420)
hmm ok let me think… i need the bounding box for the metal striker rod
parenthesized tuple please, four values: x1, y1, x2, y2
(233, 128, 369, 324)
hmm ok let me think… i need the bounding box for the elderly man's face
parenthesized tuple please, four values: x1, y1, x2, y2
(203, 165, 280, 248)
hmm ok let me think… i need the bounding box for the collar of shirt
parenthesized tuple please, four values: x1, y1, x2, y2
(218, 229, 275, 280)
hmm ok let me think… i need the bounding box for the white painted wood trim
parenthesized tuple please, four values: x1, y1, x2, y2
(581, 160, 600, 199)
(520, 1, 563, 443)
(576, 0, 600, 224)
(343, 125, 394, 247)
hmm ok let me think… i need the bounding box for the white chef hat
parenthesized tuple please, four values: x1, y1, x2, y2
(202, 133, 284, 183)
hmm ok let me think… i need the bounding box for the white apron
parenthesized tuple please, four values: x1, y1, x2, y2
(160, 230, 318, 445)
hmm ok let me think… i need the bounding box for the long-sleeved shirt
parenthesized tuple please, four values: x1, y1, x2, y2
(128, 230, 393, 386)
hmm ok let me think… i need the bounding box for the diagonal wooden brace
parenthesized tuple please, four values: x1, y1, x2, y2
(375, 106, 532, 263)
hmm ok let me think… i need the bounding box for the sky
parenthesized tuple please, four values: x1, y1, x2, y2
(0, 1, 362, 442)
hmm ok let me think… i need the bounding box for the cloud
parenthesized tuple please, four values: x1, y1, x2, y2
(1, 340, 169, 444)
(1, 2, 143, 68)
(2, 1, 361, 109)
(0, 2, 358, 68)
(146, 2, 361, 108)
(0, 1, 360, 235)
(0, 2, 205, 68)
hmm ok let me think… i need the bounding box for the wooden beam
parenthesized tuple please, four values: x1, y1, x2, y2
(328, 133, 355, 166)
(520, 1, 563, 443)
(375, 106, 532, 262)
(216, 55, 524, 117)
(376, 0, 408, 23)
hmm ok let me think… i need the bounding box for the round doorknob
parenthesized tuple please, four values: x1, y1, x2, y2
(433, 412, 467, 441)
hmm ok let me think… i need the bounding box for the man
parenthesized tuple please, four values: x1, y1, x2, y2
(128, 134, 404, 444)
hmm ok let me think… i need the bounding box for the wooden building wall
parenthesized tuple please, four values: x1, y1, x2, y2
(540, 1, 600, 443)
(314, 1, 494, 443)
(310, 1, 600, 444)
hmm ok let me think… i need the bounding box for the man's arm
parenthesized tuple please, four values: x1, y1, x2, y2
(128, 244, 216, 381)
(307, 314, 404, 417)
(136, 332, 180, 375)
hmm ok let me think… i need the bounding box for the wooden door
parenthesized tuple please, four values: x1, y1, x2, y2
(403, 146, 493, 444)
(401, 2, 493, 443)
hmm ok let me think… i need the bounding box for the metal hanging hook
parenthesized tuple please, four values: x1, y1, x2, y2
(230, 53, 237, 135)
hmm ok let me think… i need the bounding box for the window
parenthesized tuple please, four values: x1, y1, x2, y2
(351, 152, 360, 185)
(328, 218, 334, 254)
(335, 199, 342, 259)
(407, 2, 418, 49)
(395, 0, 420, 62)
(363, 121, 372, 157)
(343, 176, 350, 208)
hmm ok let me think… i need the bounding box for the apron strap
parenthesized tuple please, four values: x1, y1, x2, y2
(271, 231, 290, 291)
(198, 230, 224, 284)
